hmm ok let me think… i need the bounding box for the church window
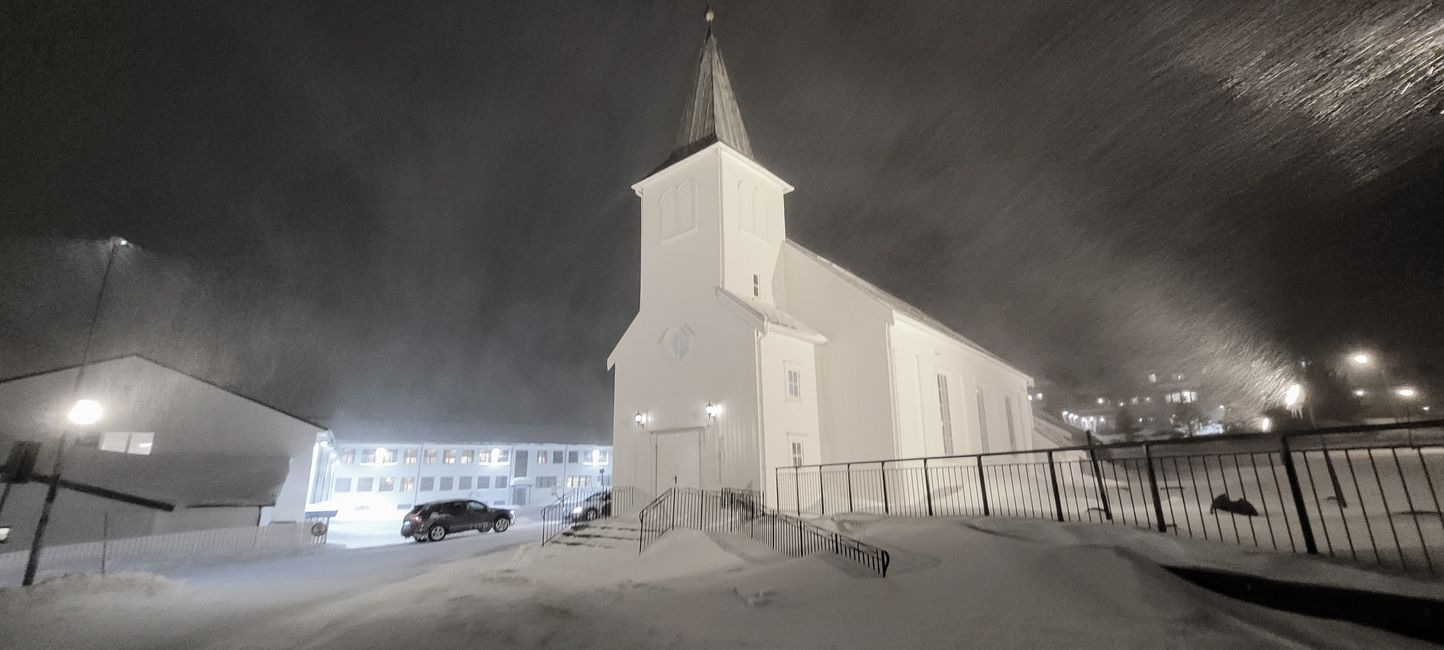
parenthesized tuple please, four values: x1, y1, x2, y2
(662, 325, 692, 360)
(938, 375, 955, 455)
(786, 367, 802, 400)
(1005, 396, 1019, 450)
(790, 441, 804, 467)
(660, 181, 697, 242)
(976, 388, 990, 453)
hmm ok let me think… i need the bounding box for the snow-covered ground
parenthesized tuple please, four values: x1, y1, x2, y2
(1, 514, 1436, 648)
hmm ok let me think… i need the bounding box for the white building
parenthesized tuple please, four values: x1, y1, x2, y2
(323, 440, 613, 516)
(0, 355, 330, 547)
(609, 28, 1036, 499)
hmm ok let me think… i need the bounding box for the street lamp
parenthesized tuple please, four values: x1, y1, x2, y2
(67, 399, 104, 426)
(1350, 352, 1371, 366)
(1397, 387, 1418, 399)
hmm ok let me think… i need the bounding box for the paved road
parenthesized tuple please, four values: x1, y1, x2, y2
(165, 518, 540, 605)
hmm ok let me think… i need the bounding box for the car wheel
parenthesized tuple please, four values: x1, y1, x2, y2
(493, 517, 511, 533)
(583, 508, 598, 521)
(477, 520, 494, 533)
(427, 525, 447, 542)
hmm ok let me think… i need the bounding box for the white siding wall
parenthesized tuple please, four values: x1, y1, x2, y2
(889, 318, 1034, 457)
(780, 246, 898, 463)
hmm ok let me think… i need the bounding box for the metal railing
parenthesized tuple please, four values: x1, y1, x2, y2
(539, 486, 645, 545)
(0, 520, 328, 587)
(639, 486, 890, 576)
(777, 420, 1444, 576)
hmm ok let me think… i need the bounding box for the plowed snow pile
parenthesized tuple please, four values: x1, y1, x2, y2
(1, 517, 1435, 649)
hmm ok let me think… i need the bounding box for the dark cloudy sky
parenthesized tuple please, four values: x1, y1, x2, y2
(3, 1, 1442, 435)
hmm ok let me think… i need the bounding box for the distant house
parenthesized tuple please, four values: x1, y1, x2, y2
(0, 355, 330, 547)
(320, 419, 611, 513)
(608, 30, 1036, 499)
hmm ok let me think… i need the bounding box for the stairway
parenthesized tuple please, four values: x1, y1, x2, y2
(549, 518, 641, 549)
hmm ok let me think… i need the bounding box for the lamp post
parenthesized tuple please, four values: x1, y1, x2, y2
(23, 236, 129, 586)
(1349, 351, 1399, 424)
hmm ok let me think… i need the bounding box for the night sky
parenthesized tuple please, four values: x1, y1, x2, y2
(3, 1, 1442, 437)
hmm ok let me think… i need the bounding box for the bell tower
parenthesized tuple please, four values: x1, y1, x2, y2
(632, 10, 793, 314)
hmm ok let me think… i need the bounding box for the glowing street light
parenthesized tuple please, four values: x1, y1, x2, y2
(1260, 417, 1273, 433)
(1283, 383, 1304, 409)
(67, 399, 103, 426)
(1352, 389, 1367, 397)
(1350, 352, 1372, 366)
(1397, 387, 1418, 399)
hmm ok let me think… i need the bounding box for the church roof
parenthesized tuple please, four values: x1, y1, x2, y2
(656, 26, 754, 172)
(717, 288, 827, 344)
(784, 240, 1027, 376)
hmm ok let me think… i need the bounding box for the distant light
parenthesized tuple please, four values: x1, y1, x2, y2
(1283, 383, 1304, 408)
(633, 412, 646, 427)
(1350, 353, 1371, 366)
(1260, 417, 1273, 433)
(1397, 387, 1418, 399)
(704, 402, 721, 419)
(1027, 395, 1033, 401)
(1096, 398, 1105, 405)
(68, 399, 103, 425)
(1353, 389, 1367, 397)
(116, 237, 129, 247)
(1036, 393, 1043, 400)
(1424, 406, 1432, 412)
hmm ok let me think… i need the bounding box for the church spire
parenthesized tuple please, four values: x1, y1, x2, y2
(663, 9, 754, 168)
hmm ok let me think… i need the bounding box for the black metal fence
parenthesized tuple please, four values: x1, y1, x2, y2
(777, 421, 1444, 576)
(638, 487, 890, 576)
(539, 486, 645, 546)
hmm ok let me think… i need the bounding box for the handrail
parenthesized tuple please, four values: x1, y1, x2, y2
(638, 486, 889, 577)
(540, 486, 645, 546)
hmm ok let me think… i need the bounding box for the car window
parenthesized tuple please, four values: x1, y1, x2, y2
(444, 502, 466, 516)
(467, 501, 488, 511)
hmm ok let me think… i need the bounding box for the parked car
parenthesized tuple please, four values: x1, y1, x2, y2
(567, 490, 612, 522)
(401, 499, 513, 542)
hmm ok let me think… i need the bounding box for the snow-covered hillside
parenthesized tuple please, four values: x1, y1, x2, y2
(1, 515, 1436, 648)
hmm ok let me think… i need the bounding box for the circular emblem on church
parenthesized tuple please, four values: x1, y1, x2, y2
(661, 326, 692, 360)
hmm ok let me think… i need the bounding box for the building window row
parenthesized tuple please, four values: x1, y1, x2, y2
(335, 475, 512, 493)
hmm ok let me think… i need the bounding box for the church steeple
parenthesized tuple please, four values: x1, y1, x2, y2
(662, 10, 754, 168)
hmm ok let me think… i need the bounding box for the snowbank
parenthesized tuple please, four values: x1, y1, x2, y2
(0, 516, 1434, 648)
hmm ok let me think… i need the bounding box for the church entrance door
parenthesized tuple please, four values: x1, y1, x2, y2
(653, 428, 702, 494)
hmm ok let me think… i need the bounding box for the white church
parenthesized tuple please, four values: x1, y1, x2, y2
(609, 23, 1036, 501)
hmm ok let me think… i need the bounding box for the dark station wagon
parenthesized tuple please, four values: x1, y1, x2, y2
(401, 499, 513, 542)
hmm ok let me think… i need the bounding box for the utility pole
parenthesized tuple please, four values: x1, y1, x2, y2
(24, 236, 127, 586)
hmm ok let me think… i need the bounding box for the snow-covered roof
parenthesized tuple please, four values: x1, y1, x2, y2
(0, 353, 327, 431)
(716, 288, 828, 344)
(784, 240, 1027, 376)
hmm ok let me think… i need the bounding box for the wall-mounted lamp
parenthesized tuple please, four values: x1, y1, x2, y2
(704, 402, 720, 419)
(633, 411, 647, 427)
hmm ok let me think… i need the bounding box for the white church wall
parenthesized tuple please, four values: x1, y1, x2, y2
(718, 148, 789, 304)
(758, 332, 821, 501)
(610, 293, 763, 496)
(780, 246, 898, 463)
(890, 317, 1035, 457)
(635, 151, 724, 314)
